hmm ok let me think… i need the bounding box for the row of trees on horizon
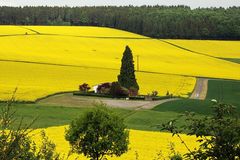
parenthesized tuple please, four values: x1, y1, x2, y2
(1, 5, 240, 39)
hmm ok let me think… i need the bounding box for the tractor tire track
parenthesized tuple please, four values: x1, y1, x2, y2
(18, 26, 41, 34)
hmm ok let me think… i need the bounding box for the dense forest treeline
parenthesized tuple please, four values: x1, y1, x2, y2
(0, 5, 240, 39)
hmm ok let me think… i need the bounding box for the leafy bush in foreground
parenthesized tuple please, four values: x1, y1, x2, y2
(0, 91, 61, 160)
(162, 100, 240, 160)
(65, 107, 129, 160)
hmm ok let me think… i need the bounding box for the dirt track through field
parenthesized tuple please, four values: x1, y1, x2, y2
(190, 78, 208, 100)
(37, 93, 179, 110)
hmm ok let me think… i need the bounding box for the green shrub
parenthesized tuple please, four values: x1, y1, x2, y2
(79, 83, 91, 92)
(65, 107, 129, 160)
(0, 92, 61, 160)
(97, 82, 112, 94)
(129, 87, 139, 96)
(151, 91, 158, 97)
(162, 100, 240, 160)
(170, 155, 183, 160)
(109, 82, 129, 98)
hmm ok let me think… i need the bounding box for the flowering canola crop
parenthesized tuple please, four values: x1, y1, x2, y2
(0, 61, 195, 101)
(0, 26, 239, 101)
(166, 39, 240, 58)
(32, 125, 199, 160)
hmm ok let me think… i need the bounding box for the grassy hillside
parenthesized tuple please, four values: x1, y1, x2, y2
(153, 79, 240, 114)
(152, 99, 213, 114)
(206, 79, 240, 106)
(4, 102, 189, 131)
(222, 58, 240, 64)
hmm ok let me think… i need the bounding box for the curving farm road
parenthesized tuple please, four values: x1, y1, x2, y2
(190, 78, 208, 100)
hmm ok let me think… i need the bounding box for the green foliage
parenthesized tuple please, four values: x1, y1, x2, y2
(151, 91, 158, 97)
(129, 87, 139, 96)
(65, 107, 129, 160)
(222, 58, 240, 64)
(153, 150, 165, 160)
(0, 94, 61, 160)
(168, 143, 183, 160)
(79, 83, 91, 92)
(170, 155, 183, 160)
(36, 130, 61, 160)
(118, 46, 139, 91)
(96, 83, 112, 94)
(0, 6, 240, 39)
(109, 82, 129, 97)
(162, 100, 240, 160)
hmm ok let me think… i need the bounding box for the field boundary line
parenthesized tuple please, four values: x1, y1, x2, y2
(0, 59, 119, 71)
(18, 26, 41, 34)
(40, 33, 151, 39)
(0, 32, 151, 39)
(1, 58, 239, 81)
(159, 39, 240, 65)
(0, 58, 197, 78)
(0, 33, 37, 37)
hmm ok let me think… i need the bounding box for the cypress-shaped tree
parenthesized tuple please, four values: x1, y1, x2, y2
(118, 46, 139, 91)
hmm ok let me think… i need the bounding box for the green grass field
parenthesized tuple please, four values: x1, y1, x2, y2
(206, 79, 240, 107)
(153, 79, 240, 116)
(0, 102, 199, 131)
(222, 58, 240, 64)
(2, 103, 128, 129)
(152, 99, 213, 114)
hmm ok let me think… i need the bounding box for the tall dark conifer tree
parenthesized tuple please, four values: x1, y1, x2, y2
(118, 46, 139, 90)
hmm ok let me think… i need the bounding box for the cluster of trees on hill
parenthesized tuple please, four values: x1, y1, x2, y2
(1, 5, 240, 39)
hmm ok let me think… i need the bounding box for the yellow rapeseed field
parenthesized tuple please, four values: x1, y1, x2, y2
(32, 125, 199, 160)
(0, 61, 195, 101)
(1, 30, 239, 80)
(27, 25, 144, 38)
(0, 26, 239, 101)
(166, 39, 240, 58)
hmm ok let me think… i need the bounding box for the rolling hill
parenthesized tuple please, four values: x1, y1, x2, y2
(0, 26, 239, 101)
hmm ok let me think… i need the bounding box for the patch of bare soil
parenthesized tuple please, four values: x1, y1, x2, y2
(38, 93, 180, 110)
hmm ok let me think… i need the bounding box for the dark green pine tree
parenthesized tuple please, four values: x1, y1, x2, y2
(118, 45, 139, 90)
